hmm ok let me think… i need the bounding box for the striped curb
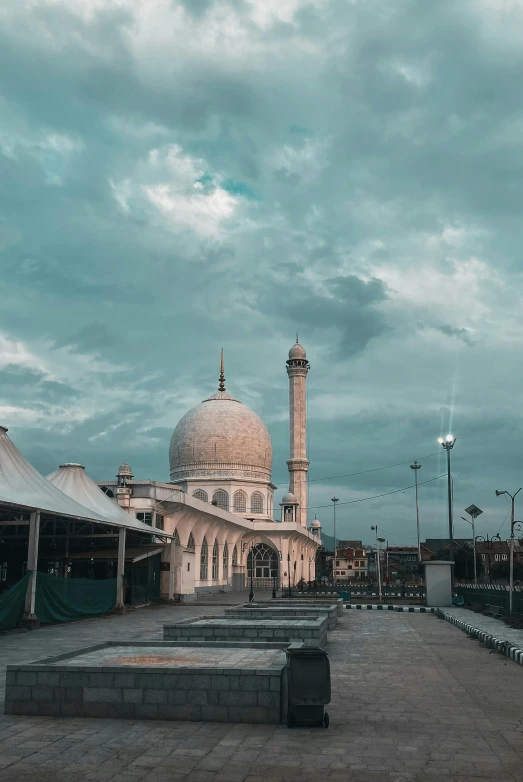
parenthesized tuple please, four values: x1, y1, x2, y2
(437, 609, 523, 666)
(345, 604, 435, 613)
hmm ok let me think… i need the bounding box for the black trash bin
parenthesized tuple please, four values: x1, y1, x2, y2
(286, 643, 331, 728)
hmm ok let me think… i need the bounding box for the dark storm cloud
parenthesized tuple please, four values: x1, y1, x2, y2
(1, 0, 522, 544)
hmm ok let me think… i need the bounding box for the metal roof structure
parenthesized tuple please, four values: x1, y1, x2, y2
(47, 462, 166, 536)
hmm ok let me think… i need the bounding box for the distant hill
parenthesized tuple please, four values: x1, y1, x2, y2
(319, 532, 334, 551)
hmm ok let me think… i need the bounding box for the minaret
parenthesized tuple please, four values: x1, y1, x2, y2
(286, 336, 310, 527)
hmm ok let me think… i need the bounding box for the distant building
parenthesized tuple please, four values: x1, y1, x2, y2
(421, 538, 473, 561)
(475, 539, 523, 581)
(384, 546, 419, 579)
(334, 541, 368, 581)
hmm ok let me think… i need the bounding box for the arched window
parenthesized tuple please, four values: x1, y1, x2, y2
(100, 486, 114, 498)
(193, 489, 208, 503)
(212, 489, 229, 511)
(173, 529, 180, 545)
(247, 543, 278, 578)
(251, 491, 264, 514)
(223, 542, 229, 579)
(212, 540, 219, 580)
(232, 545, 238, 565)
(187, 533, 195, 551)
(200, 537, 208, 580)
(233, 490, 247, 513)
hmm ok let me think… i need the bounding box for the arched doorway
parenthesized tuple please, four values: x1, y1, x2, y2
(247, 543, 278, 589)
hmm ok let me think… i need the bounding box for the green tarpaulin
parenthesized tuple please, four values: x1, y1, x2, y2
(0, 574, 30, 631)
(34, 572, 117, 624)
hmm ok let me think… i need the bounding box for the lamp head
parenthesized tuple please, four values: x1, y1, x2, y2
(495, 490, 506, 497)
(437, 437, 445, 445)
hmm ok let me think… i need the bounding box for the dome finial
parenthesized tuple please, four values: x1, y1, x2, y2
(218, 348, 226, 392)
(296, 331, 299, 344)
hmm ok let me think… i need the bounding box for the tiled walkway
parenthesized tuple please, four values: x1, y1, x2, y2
(1, 596, 523, 781)
(442, 607, 523, 647)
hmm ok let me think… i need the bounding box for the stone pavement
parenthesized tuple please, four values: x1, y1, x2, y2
(1, 595, 523, 782)
(442, 607, 523, 648)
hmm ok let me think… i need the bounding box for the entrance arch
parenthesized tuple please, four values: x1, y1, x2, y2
(246, 543, 279, 589)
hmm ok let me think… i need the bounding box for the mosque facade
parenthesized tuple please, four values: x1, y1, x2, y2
(98, 340, 322, 596)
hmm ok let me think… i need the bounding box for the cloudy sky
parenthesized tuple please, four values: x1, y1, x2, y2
(1, 0, 522, 547)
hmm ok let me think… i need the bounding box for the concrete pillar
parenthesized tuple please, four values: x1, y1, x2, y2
(168, 538, 176, 602)
(23, 510, 40, 628)
(115, 527, 126, 611)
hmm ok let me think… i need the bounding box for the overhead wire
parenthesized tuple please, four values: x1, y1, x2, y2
(307, 473, 446, 510)
(274, 450, 443, 488)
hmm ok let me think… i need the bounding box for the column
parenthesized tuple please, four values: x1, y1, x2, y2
(115, 527, 126, 610)
(168, 538, 176, 602)
(23, 510, 40, 627)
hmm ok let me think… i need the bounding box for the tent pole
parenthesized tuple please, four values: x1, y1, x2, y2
(115, 527, 126, 612)
(168, 538, 176, 603)
(23, 510, 41, 629)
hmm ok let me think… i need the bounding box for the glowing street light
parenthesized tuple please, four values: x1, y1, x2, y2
(438, 434, 456, 570)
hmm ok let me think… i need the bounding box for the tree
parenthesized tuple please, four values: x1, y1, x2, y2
(490, 560, 523, 582)
(435, 544, 484, 581)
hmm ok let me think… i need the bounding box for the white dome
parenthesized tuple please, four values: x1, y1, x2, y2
(281, 490, 298, 504)
(311, 519, 321, 529)
(169, 389, 272, 483)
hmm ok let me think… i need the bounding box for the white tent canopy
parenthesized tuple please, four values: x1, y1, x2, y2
(47, 462, 168, 536)
(0, 425, 160, 535)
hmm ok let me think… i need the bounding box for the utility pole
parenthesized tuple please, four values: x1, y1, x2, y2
(438, 435, 456, 572)
(331, 497, 339, 581)
(496, 488, 522, 615)
(410, 460, 422, 562)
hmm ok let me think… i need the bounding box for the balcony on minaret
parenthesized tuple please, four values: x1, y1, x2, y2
(280, 490, 299, 524)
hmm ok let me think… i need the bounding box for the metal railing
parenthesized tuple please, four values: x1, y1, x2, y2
(454, 584, 523, 617)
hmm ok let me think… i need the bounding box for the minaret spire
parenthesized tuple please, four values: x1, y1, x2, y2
(286, 338, 310, 528)
(218, 348, 226, 391)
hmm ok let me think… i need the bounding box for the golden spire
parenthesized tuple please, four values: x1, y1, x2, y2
(218, 348, 226, 391)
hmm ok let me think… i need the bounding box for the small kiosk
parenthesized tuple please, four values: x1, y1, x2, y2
(423, 560, 453, 607)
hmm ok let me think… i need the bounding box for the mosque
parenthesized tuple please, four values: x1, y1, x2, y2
(96, 338, 323, 597)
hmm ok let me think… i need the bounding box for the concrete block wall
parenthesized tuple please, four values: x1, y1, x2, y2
(256, 598, 344, 617)
(163, 617, 328, 647)
(225, 606, 337, 630)
(5, 665, 284, 724)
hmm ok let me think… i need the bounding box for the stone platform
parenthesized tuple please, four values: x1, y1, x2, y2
(225, 603, 338, 630)
(163, 615, 328, 646)
(254, 597, 344, 616)
(4, 641, 287, 724)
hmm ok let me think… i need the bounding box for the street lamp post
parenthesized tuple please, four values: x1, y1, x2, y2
(438, 435, 456, 570)
(331, 497, 339, 582)
(371, 526, 385, 602)
(242, 541, 256, 603)
(287, 552, 291, 598)
(272, 551, 282, 599)
(495, 488, 522, 615)
(410, 460, 422, 563)
(461, 504, 483, 585)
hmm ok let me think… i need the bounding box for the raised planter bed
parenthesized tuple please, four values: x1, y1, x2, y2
(225, 604, 338, 631)
(4, 640, 289, 724)
(163, 616, 328, 647)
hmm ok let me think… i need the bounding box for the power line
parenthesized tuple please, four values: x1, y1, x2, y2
(274, 450, 442, 487)
(307, 473, 446, 510)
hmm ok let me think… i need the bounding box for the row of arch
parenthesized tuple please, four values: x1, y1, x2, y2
(174, 529, 239, 581)
(193, 488, 268, 515)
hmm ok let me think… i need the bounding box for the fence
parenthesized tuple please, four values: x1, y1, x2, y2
(454, 583, 523, 616)
(0, 572, 116, 630)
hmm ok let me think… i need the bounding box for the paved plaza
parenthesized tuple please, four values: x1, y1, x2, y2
(1, 594, 523, 782)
